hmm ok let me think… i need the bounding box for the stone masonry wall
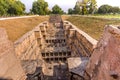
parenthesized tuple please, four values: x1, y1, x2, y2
(15, 20, 97, 60)
(14, 21, 48, 60)
(0, 28, 26, 80)
(64, 21, 97, 57)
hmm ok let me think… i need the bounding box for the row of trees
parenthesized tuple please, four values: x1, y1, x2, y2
(31, 0, 64, 15)
(0, 0, 64, 16)
(31, 0, 49, 15)
(0, 0, 120, 16)
(68, 0, 97, 15)
(68, 0, 120, 15)
(98, 5, 120, 14)
(0, 0, 25, 16)
(31, 0, 97, 15)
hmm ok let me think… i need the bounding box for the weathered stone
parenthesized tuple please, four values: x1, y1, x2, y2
(64, 21, 97, 57)
(86, 25, 120, 80)
(67, 57, 89, 76)
(0, 28, 26, 80)
(14, 25, 41, 60)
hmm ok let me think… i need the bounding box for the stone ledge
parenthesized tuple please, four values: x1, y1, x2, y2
(64, 21, 97, 56)
(64, 21, 97, 46)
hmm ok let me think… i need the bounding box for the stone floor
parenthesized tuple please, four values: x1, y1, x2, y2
(43, 62, 69, 80)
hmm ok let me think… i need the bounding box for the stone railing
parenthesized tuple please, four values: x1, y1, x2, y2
(64, 21, 98, 57)
(14, 21, 48, 60)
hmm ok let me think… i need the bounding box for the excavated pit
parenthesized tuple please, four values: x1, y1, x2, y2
(25, 15, 72, 80)
(14, 15, 96, 80)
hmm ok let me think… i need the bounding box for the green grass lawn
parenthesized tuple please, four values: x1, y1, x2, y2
(92, 14, 120, 19)
(66, 16, 120, 40)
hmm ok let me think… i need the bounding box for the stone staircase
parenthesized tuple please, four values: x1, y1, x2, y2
(40, 15, 71, 80)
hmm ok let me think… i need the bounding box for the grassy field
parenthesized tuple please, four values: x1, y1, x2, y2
(92, 14, 120, 19)
(62, 15, 71, 20)
(66, 16, 120, 40)
(0, 16, 49, 42)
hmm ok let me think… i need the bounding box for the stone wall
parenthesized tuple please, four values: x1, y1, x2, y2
(14, 29, 39, 60)
(64, 21, 97, 57)
(14, 21, 48, 60)
(86, 25, 120, 80)
(15, 20, 96, 60)
(0, 28, 26, 80)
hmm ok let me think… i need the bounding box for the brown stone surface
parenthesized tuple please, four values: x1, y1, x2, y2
(0, 28, 26, 80)
(67, 57, 88, 76)
(14, 23, 43, 60)
(86, 25, 120, 80)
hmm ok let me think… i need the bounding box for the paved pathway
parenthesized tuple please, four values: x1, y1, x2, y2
(0, 15, 39, 20)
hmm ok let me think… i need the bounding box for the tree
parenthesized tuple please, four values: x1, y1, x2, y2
(7, 1, 25, 15)
(75, 0, 97, 15)
(109, 7, 120, 14)
(73, 4, 81, 14)
(0, 0, 25, 16)
(88, 0, 97, 14)
(0, 6, 6, 15)
(0, 0, 9, 15)
(76, 0, 89, 15)
(98, 5, 112, 14)
(31, 0, 49, 15)
(52, 5, 63, 14)
(68, 8, 73, 14)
